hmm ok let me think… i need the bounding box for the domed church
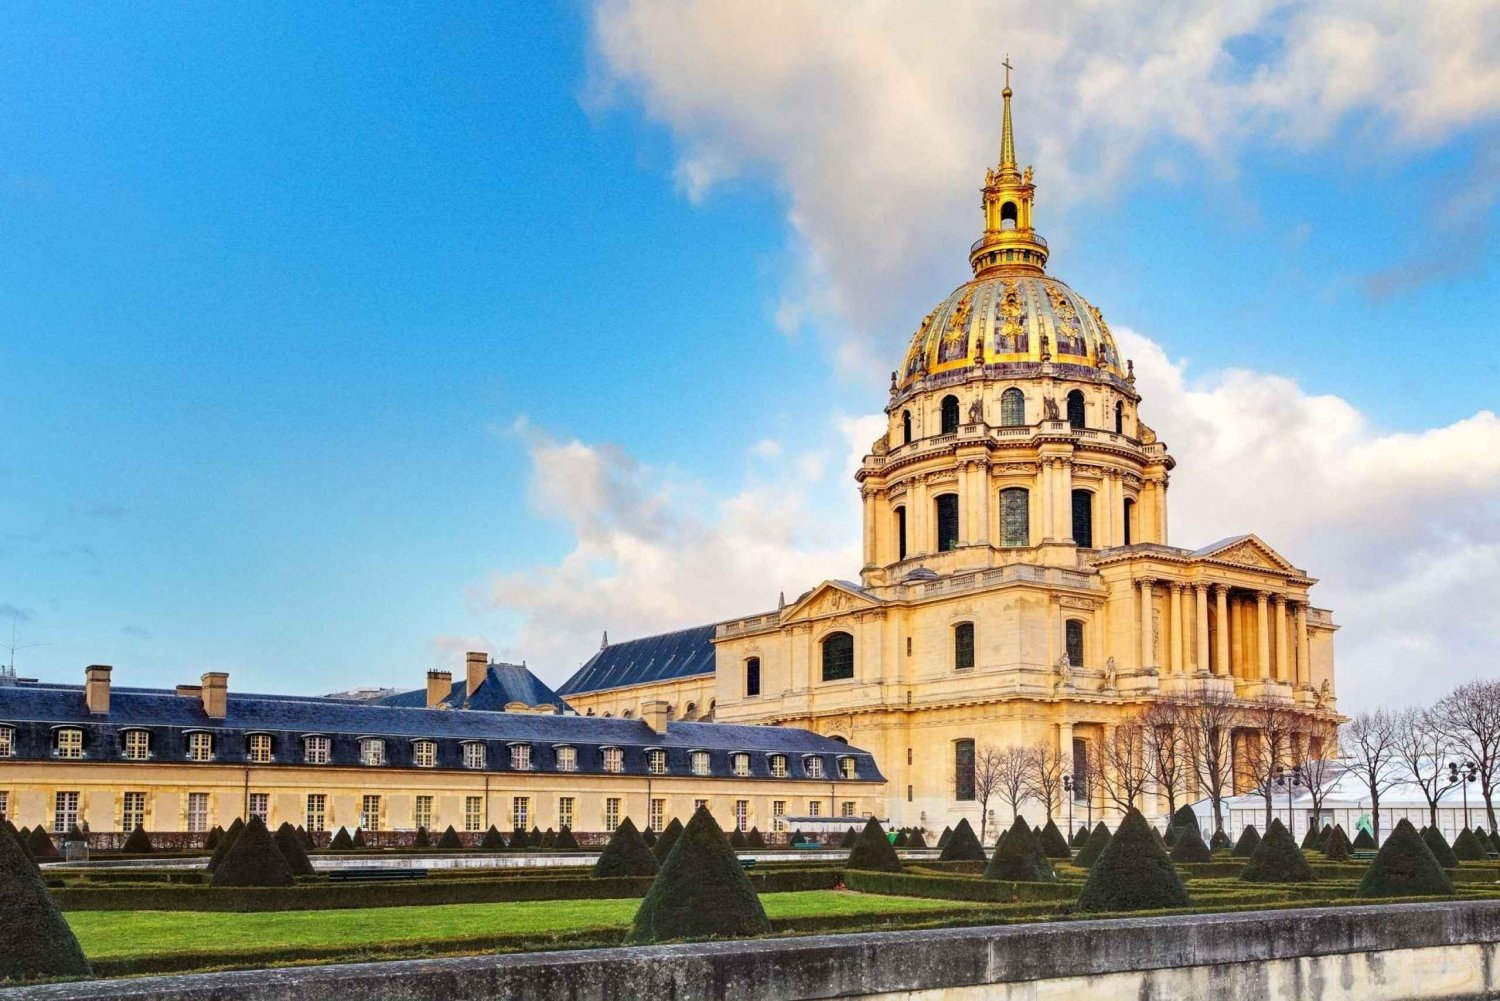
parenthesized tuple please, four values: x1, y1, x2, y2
(560, 79, 1341, 831)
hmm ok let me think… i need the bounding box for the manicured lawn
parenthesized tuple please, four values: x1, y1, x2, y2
(67, 891, 984, 962)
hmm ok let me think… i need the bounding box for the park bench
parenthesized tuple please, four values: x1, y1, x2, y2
(1352, 850, 1377, 861)
(792, 842, 822, 850)
(739, 859, 757, 871)
(327, 867, 429, 882)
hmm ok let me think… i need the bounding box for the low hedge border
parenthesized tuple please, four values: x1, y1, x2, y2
(843, 868, 1074, 903)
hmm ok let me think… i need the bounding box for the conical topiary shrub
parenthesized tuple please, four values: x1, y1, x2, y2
(212, 816, 294, 887)
(0, 822, 91, 980)
(939, 817, 986, 862)
(846, 817, 903, 873)
(892, 829, 909, 848)
(1352, 827, 1376, 851)
(479, 826, 505, 851)
(1039, 819, 1072, 859)
(937, 826, 953, 850)
(121, 825, 153, 854)
(413, 826, 430, 849)
(788, 829, 806, 847)
(839, 826, 858, 849)
(626, 806, 770, 944)
(437, 825, 463, 850)
(1210, 828, 1231, 851)
(652, 817, 684, 862)
(1073, 825, 1090, 848)
(641, 825, 657, 847)
(557, 825, 581, 851)
(508, 826, 529, 851)
(297, 825, 314, 850)
(1422, 826, 1460, 868)
(984, 815, 1056, 882)
(728, 828, 748, 849)
(1240, 818, 1315, 883)
(1170, 820, 1213, 863)
(207, 818, 244, 872)
(1077, 808, 1190, 913)
(329, 826, 354, 850)
(274, 822, 315, 877)
(1317, 825, 1334, 852)
(1299, 824, 1320, 851)
(1168, 805, 1199, 843)
(746, 827, 766, 849)
(352, 828, 367, 849)
(204, 825, 223, 851)
(541, 828, 557, 850)
(594, 818, 658, 878)
(1075, 821, 1112, 869)
(1358, 818, 1454, 898)
(1324, 824, 1353, 862)
(530, 825, 543, 848)
(907, 828, 929, 849)
(1474, 827, 1496, 856)
(1232, 825, 1261, 857)
(27, 827, 60, 861)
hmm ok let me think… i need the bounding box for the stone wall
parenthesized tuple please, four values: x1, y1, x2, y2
(5, 900, 1500, 1000)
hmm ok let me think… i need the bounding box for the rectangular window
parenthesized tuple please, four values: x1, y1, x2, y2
(772, 800, 786, 833)
(249, 793, 269, 824)
(556, 746, 577, 772)
(54, 791, 80, 833)
(187, 732, 213, 762)
(56, 729, 83, 759)
(734, 800, 749, 831)
(123, 730, 150, 760)
(463, 742, 486, 770)
(955, 739, 976, 801)
(1072, 737, 1090, 803)
(304, 736, 330, 765)
(510, 796, 528, 833)
(1065, 620, 1086, 668)
(603, 747, 623, 773)
(1000, 487, 1029, 547)
(187, 792, 209, 833)
(745, 657, 761, 698)
(0, 727, 12, 757)
(0, 791, 8, 822)
(732, 753, 750, 777)
(306, 793, 327, 832)
(936, 493, 960, 552)
(647, 749, 667, 774)
(649, 798, 665, 832)
(694, 798, 708, 813)
(509, 744, 531, 770)
(807, 800, 821, 817)
(841, 800, 856, 817)
(360, 795, 380, 830)
(466, 796, 484, 833)
(691, 750, 710, 775)
(604, 797, 621, 832)
(840, 756, 858, 779)
(1071, 489, 1094, 549)
(805, 756, 825, 779)
(558, 797, 574, 830)
(414, 795, 433, 831)
(122, 791, 147, 831)
(896, 506, 907, 560)
(413, 740, 436, 768)
(248, 734, 273, 763)
(954, 622, 975, 670)
(359, 739, 385, 766)
(769, 754, 788, 778)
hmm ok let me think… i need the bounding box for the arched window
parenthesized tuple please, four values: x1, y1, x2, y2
(1071, 489, 1094, 548)
(954, 739, 976, 800)
(1066, 390, 1085, 429)
(953, 622, 975, 670)
(1065, 619, 1086, 667)
(1000, 201, 1018, 229)
(1000, 387, 1026, 426)
(1114, 400, 1124, 434)
(940, 395, 959, 435)
(822, 631, 854, 682)
(935, 493, 959, 552)
(745, 657, 761, 698)
(1123, 497, 1136, 546)
(895, 506, 907, 560)
(1000, 487, 1029, 547)
(902, 410, 912, 444)
(1071, 737, 1089, 802)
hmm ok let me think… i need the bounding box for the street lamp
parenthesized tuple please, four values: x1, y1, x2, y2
(1450, 761, 1478, 831)
(1063, 775, 1075, 841)
(1275, 766, 1301, 840)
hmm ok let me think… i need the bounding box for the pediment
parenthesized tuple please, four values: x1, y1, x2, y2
(1193, 535, 1299, 573)
(783, 581, 881, 622)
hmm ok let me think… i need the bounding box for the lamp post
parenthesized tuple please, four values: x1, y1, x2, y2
(1275, 766, 1301, 840)
(1063, 775, 1075, 840)
(1451, 761, 1478, 831)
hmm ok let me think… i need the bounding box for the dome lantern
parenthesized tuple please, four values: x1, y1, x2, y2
(969, 62, 1049, 278)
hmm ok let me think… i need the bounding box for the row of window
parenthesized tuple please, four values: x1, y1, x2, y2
(893, 489, 1137, 557)
(4, 727, 859, 779)
(17, 791, 864, 836)
(903, 390, 1128, 442)
(799, 620, 1088, 684)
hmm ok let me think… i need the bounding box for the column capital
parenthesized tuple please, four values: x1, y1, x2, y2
(1212, 582, 1232, 597)
(1271, 593, 1287, 608)
(1138, 577, 1155, 589)
(1255, 590, 1272, 602)
(1169, 581, 1187, 594)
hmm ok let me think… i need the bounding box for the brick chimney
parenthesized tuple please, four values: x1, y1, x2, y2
(465, 652, 488, 698)
(200, 672, 228, 720)
(426, 670, 452, 709)
(84, 664, 112, 715)
(641, 699, 671, 735)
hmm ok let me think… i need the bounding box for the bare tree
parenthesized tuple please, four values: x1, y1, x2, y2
(1240, 696, 1302, 832)
(1396, 705, 1457, 829)
(1097, 719, 1150, 813)
(1431, 680, 1500, 832)
(1293, 724, 1342, 832)
(1025, 741, 1066, 821)
(1179, 686, 1238, 837)
(1344, 709, 1403, 844)
(994, 744, 1032, 829)
(1140, 698, 1189, 818)
(970, 743, 1003, 844)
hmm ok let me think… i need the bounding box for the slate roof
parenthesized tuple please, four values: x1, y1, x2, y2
(374, 662, 571, 713)
(557, 624, 718, 697)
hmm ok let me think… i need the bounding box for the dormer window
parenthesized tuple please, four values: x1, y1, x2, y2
(0, 726, 13, 758)
(463, 742, 487, 770)
(413, 739, 436, 768)
(647, 749, 668, 775)
(732, 752, 750, 777)
(359, 738, 385, 766)
(769, 753, 788, 778)
(691, 750, 710, 776)
(122, 729, 151, 760)
(186, 732, 214, 762)
(55, 728, 83, 759)
(555, 745, 577, 772)
(839, 756, 858, 780)
(603, 747, 624, 773)
(248, 734, 273, 763)
(509, 744, 532, 770)
(304, 735, 331, 765)
(804, 756, 825, 779)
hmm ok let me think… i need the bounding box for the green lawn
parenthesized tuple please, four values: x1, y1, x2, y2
(67, 891, 983, 962)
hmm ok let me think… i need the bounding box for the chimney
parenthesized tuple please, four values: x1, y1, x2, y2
(641, 699, 671, 735)
(465, 652, 488, 698)
(200, 672, 228, 720)
(426, 670, 452, 709)
(84, 664, 112, 715)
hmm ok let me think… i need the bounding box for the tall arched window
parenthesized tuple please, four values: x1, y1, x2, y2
(1000, 487, 1029, 547)
(1066, 390, 1085, 429)
(902, 410, 912, 444)
(821, 632, 854, 682)
(953, 622, 975, 670)
(1071, 489, 1094, 548)
(1123, 498, 1136, 545)
(954, 739, 976, 800)
(894, 506, 907, 560)
(1114, 400, 1125, 434)
(1000, 201, 1018, 229)
(1000, 387, 1026, 426)
(940, 395, 959, 435)
(1065, 620, 1086, 667)
(935, 493, 959, 552)
(745, 657, 761, 698)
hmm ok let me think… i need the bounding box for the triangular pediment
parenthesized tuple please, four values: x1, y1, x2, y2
(1193, 534, 1299, 573)
(782, 580, 881, 622)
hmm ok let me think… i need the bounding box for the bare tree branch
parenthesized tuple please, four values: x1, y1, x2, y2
(1396, 705, 1457, 829)
(1179, 686, 1238, 837)
(1344, 708, 1403, 844)
(1025, 741, 1065, 821)
(1431, 680, 1500, 832)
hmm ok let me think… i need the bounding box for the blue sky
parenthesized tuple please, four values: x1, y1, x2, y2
(3, 3, 1497, 706)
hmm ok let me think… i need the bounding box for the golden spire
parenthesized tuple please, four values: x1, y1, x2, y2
(969, 63, 1048, 278)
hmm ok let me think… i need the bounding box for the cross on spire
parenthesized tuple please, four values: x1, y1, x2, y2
(1002, 55, 1012, 90)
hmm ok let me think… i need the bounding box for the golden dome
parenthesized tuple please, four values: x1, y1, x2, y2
(897, 274, 1125, 391)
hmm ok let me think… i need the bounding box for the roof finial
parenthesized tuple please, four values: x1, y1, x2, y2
(1000, 55, 1016, 171)
(600, 630, 609, 650)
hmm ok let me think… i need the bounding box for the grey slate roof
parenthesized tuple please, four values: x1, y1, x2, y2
(374, 662, 571, 713)
(557, 624, 717, 696)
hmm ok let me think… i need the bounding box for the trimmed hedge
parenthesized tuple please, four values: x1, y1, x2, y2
(984, 815, 1056, 882)
(746, 827, 766, 849)
(413, 826, 430, 849)
(329, 827, 355, 851)
(352, 828, 367, 849)
(1422, 826, 1461, 869)
(839, 827, 858, 849)
(1352, 827, 1376, 851)
(557, 826, 581, 851)
(627, 806, 769, 944)
(892, 830, 909, 848)
(1077, 808, 1190, 913)
(729, 828, 748, 849)
(1358, 818, 1454, 898)
(846, 817, 903, 873)
(937, 826, 953, 850)
(593, 818, 658, 879)
(908, 828, 929, 849)
(212, 817, 293, 888)
(1210, 828, 1231, 851)
(480, 826, 506, 851)
(843, 867, 1073, 903)
(27, 827, 60, 861)
(652, 818, 684, 862)
(1169, 821, 1213, 863)
(640, 826, 657, 847)
(206, 818, 244, 873)
(1323, 824, 1353, 863)
(203, 826, 223, 851)
(0, 821, 91, 980)
(437, 826, 463, 850)
(274, 822, 316, 878)
(121, 825, 153, 854)
(1232, 824, 1261, 858)
(1240, 819, 1314, 884)
(939, 818, 986, 862)
(1039, 819, 1071, 859)
(1073, 825, 1089, 848)
(1074, 822, 1111, 869)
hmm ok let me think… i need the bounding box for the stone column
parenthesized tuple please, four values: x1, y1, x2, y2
(1273, 596, 1289, 683)
(1155, 478, 1169, 542)
(1050, 596, 1063, 667)
(1138, 579, 1154, 670)
(1056, 459, 1073, 541)
(1194, 583, 1210, 674)
(1169, 583, 1185, 675)
(861, 489, 877, 566)
(1038, 461, 1053, 541)
(1255, 591, 1272, 681)
(1057, 721, 1074, 761)
(974, 462, 991, 546)
(1109, 471, 1125, 548)
(912, 479, 928, 555)
(1295, 602, 1310, 688)
(1214, 585, 1230, 677)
